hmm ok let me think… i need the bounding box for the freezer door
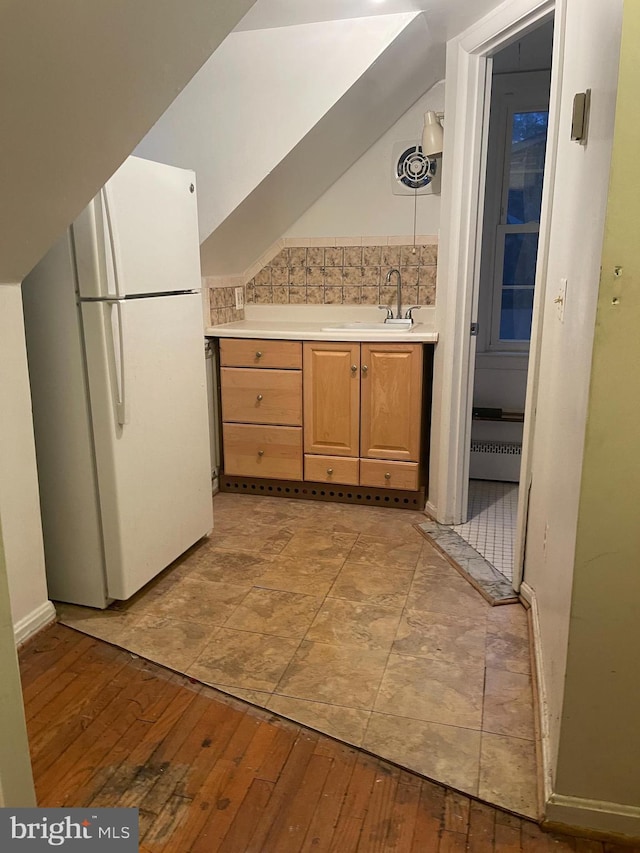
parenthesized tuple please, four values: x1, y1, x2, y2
(74, 156, 202, 299)
(81, 293, 213, 600)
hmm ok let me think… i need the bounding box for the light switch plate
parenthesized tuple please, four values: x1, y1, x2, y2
(235, 286, 244, 311)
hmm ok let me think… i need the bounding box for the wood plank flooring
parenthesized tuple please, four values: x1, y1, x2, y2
(19, 624, 638, 853)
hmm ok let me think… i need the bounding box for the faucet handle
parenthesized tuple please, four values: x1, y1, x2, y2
(404, 305, 421, 321)
(378, 305, 393, 320)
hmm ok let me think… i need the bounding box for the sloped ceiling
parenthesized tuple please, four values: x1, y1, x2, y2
(0, 0, 256, 283)
(137, 13, 443, 275)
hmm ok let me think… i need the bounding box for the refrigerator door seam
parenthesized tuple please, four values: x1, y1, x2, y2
(102, 185, 125, 299)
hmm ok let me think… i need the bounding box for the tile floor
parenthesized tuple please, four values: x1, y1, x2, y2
(453, 480, 519, 580)
(57, 492, 538, 817)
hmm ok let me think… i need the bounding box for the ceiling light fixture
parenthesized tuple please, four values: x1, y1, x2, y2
(421, 111, 444, 157)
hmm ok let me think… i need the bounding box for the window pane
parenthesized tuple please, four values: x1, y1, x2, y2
(506, 111, 548, 225)
(503, 232, 539, 287)
(500, 288, 534, 341)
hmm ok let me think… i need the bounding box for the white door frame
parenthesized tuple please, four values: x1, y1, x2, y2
(428, 0, 560, 591)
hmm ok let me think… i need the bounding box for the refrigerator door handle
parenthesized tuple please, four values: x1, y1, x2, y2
(102, 185, 125, 299)
(109, 299, 129, 425)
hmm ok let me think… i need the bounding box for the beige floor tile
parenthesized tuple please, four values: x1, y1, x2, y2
(305, 599, 403, 651)
(407, 567, 490, 618)
(479, 732, 539, 818)
(482, 668, 535, 740)
(180, 548, 269, 586)
(280, 530, 358, 562)
(120, 614, 216, 672)
(485, 632, 531, 675)
(56, 602, 141, 645)
(347, 535, 423, 571)
(255, 555, 343, 596)
(187, 628, 300, 692)
(209, 684, 273, 706)
(276, 640, 388, 710)
(375, 654, 484, 729)
(154, 576, 249, 626)
(416, 544, 457, 573)
(267, 695, 370, 746)
(209, 525, 293, 555)
(364, 712, 482, 796)
(392, 609, 487, 665)
(486, 602, 529, 638)
(224, 587, 321, 639)
(328, 563, 414, 607)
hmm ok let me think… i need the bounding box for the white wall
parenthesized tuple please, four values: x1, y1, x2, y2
(0, 285, 54, 641)
(286, 81, 445, 238)
(137, 14, 422, 243)
(1, 0, 255, 283)
(523, 0, 623, 817)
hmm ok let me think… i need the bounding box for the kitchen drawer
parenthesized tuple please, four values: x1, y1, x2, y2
(359, 459, 419, 491)
(220, 338, 302, 369)
(223, 423, 303, 480)
(221, 368, 302, 425)
(304, 454, 359, 486)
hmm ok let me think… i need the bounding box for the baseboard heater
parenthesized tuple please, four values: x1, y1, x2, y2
(469, 440, 521, 482)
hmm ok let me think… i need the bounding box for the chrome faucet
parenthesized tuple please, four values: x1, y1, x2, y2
(379, 269, 421, 323)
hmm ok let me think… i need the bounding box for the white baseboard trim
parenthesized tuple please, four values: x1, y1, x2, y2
(520, 582, 553, 805)
(424, 500, 438, 521)
(14, 600, 56, 646)
(545, 794, 640, 840)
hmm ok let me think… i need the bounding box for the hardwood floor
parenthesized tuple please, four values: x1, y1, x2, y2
(19, 623, 637, 852)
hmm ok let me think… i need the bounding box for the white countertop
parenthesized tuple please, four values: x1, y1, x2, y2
(205, 305, 438, 343)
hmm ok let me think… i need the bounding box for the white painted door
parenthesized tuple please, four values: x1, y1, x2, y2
(81, 292, 212, 600)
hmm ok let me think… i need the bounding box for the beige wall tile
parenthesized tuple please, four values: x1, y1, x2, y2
(307, 247, 324, 266)
(342, 266, 363, 286)
(418, 284, 436, 305)
(344, 246, 363, 266)
(336, 236, 362, 247)
(271, 266, 289, 286)
(363, 246, 382, 265)
(421, 245, 438, 264)
(307, 267, 325, 287)
(363, 236, 388, 246)
(400, 266, 419, 287)
(271, 249, 289, 267)
(361, 287, 379, 305)
(289, 265, 306, 286)
(254, 267, 272, 287)
(381, 246, 401, 268)
(306, 285, 323, 304)
(324, 286, 343, 304)
(254, 285, 272, 304)
(324, 267, 342, 286)
(324, 247, 344, 267)
(272, 285, 289, 304)
(288, 247, 307, 267)
(343, 286, 362, 304)
(362, 266, 380, 287)
(289, 287, 307, 304)
(400, 246, 420, 266)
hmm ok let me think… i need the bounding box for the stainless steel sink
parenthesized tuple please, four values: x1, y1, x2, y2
(320, 320, 414, 333)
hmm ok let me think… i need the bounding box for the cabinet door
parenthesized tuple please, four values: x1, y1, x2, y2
(303, 342, 360, 457)
(360, 343, 423, 461)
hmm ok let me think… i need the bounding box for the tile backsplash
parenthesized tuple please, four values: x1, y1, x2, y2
(246, 242, 437, 307)
(204, 237, 438, 326)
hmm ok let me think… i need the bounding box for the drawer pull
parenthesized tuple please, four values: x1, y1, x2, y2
(384, 472, 391, 480)
(351, 364, 357, 373)
(255, 351, 263, 359)
(256, 394, 263, 402)
(257, 449, 264, 457)
(362, 364, 368, 374)
(327, 468, 334, 475)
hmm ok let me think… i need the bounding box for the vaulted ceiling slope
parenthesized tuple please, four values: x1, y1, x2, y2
(0, 0, 256, 283)
(136, 13, 443, 275)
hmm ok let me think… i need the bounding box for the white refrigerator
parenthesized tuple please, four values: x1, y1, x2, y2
(23, 156, 213, 608)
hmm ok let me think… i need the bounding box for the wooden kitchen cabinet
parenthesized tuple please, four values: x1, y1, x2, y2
(360, 343, 423, 462)
(303, 341, 423, 489)
(219, 338, 303, 481)
(303, 342, 360, 457)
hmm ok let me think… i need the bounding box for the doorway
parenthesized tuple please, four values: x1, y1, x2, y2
(460, 22, 553, 582)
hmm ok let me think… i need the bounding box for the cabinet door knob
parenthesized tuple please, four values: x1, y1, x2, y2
(256, 394, 263, 401)
(362, 364, 368, 374)
(255, 351, 263, 358)
(384, 472, 391, 480)
(257, 449, 264, 457)
(327, 468, 334, 475)
(351, 364, 357, 373)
